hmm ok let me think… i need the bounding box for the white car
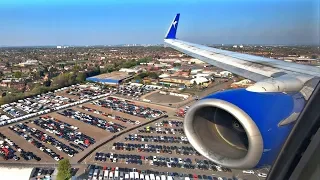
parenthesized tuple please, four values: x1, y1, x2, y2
(167, 162, 171, 168)
(258, 173, 267, 178)
(243, 170, 255, 174)
(216, 166, 222, 172)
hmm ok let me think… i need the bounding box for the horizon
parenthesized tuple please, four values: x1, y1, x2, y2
(0, 0, 319, 46)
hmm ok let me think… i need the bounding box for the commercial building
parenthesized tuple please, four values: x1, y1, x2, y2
(159, 76, 192, 87)
(0, 167, 34, 180)
(119, 68, 142, 74)
(86, 71, 133, 85)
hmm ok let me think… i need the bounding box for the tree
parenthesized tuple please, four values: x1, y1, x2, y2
(138, 72, 148, 79)
(14, 71, 22, 78)
(148, 72, 159, 79)
(192, 81, 197, 87)
(76, 72, 87, 83)
(43, 80, 51, 87)
(57, 159, 72, 180)
(311, 55, 318, 59)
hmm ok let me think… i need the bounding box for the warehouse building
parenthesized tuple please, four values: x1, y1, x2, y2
(86, 71, 133, 85)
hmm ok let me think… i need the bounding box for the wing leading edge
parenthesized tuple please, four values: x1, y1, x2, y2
(164, 14, 320, 83)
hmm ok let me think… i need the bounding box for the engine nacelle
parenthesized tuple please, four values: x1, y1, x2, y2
(184, 88, 305, 169)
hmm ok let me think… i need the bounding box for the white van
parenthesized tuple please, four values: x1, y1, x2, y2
(243, 170, 255, 174)
(104, 170, 109, 179)
(114, 171, 119, 180)
(125, 173, 129, 180)
(109, 171, 114, 180)
(155, 176, 160, 180)
(134, 172, 139, 180)
(167, 176, 173, 180)
(160, 175, 166, 180)
(98, 170, 104, 180)
(93, 169, 99, 180)
(145, 175, 150, 180)
(149, 174, 155, 180)
(130, 172, 135, 180)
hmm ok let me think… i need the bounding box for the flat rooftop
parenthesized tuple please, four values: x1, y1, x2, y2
(90, 71, 132, 80)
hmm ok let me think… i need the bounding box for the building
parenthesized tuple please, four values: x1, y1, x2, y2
(86, 71, 133, 85)
(190, 77, 210, 85)
(159, 76, 192, 87)
(213, 71, 233, 78)
(119, 68, 142, 74)
(18, 60, 38, 67)
(0, 167, 35, 180)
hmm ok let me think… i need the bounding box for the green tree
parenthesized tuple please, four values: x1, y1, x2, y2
(173, 63, 181, 67)
(14, 71, 22, 78)
(138, 72, 148, 79)
(192, 81, 197, 87)
(311, 55, 318, 59)
(43, 80, 51, 87)
(57, 159, 72, 180)
(148, 72, 159, 79)
(76, 72, 87, 83)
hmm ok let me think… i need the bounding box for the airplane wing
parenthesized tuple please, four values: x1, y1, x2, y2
(164, 14, 320, 93)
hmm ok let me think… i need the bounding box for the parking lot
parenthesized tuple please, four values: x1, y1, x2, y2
(0, 81, 267, 179)
(92, 97, 166, 120)
(114, 84, 157, 100)
(83, 118, 234, 179)
(55, 83, 114, 101)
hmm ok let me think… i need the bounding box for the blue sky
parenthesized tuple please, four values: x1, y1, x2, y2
(0, 0, 319, 46)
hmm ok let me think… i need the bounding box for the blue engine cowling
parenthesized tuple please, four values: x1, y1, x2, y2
(183, 88, 305, 169)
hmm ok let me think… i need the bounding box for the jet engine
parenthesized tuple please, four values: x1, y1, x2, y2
(184, 88, 305, 169)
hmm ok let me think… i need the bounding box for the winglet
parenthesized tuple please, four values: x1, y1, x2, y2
(165, 13, 180, 39)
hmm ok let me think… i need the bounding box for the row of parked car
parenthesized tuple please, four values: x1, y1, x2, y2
(2, 92, 74, 115)
(2, 106, 23, 118)
(93, 152, 208, 171)
(78, 105, 141, 125)
(194, 159, 232, 172)
(30, 168, 55, 179)
(111, 142, 200, 156)
(155, 120, 183, 128)
(87, 165, 231, 180)
(1, 132, 42, 161)
(0, 83, 113, 127)
(63, 83, 112, 100)
(125, 134, 189, 144)
(0, 132, 22, 161)
(92, 97, 165, 119)
(18, 122, 78, 157)
(9, 123, 72, 160)
(115, 84, 155, 99)
(32, 116, 96, 148)
(138, 126, 184, 135)
(58, 109, 127, 133)
(8, 125, 63, 161)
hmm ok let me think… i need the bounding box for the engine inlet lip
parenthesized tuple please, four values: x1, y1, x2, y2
(184, 98, 264, 169)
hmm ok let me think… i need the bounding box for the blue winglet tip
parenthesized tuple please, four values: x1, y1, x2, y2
(165, 13, 180, 39)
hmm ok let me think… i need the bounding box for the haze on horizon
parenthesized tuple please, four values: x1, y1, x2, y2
(0, 0, 319, 47)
